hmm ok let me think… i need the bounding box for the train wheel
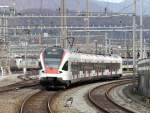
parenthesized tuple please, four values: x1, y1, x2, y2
(65, 81, 71, 88)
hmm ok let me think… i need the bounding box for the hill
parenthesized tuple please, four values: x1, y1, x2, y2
(0, 0, 150, 15)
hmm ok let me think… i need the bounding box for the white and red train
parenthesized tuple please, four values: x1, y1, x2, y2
(39, 47, 122, 87)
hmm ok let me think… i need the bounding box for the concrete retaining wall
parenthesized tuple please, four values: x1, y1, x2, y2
(137, 58, 150, 96)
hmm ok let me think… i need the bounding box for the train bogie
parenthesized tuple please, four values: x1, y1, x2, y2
(39, 75, 71, 89)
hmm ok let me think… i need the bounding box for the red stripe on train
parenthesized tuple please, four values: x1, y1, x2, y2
(45, 68, 59, 74)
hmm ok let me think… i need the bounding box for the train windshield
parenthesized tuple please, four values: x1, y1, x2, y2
(123, 59, 133, 65)
(44, 47, 63, 68)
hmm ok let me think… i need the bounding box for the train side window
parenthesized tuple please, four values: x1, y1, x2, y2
(62, 61, 68, 71)
(39, 62, 42, 69)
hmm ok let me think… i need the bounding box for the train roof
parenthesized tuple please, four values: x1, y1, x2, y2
(43, 47, 122, 63)
(68, 52, 122, 63)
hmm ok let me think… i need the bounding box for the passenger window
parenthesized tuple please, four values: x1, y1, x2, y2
(39, 62, 42, 69)
(62, 61, 68, 71)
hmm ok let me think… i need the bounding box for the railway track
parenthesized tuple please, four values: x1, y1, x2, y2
(20, 90, 57, 113)
(17, 75, 134, 113)
(89, 79, 136, 113)
(0, 78, 40, 93)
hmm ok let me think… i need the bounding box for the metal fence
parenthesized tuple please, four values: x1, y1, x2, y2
(137, 58, 150, 97)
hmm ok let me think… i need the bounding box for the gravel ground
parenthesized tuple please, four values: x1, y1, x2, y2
(0, 88, 40, 113)
(110, 84, 150, 113)
(0, 74, 22, 87)
(52, 82, 112, 113)
(0, 74, 40, 113)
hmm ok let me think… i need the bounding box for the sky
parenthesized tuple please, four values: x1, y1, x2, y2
(96, 0, 125, 3)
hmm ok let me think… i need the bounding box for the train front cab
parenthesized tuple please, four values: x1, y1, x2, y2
(39, 60, 71, 88)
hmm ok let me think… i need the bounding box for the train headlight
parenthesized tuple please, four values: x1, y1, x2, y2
(59, 71, 62, 73)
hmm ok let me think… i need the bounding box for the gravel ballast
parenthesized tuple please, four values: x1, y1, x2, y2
(110, 84, 150, 113)
(0, 74, 22, 87)
(51, 82, 111, 113)
(0, 89, 40, 113)
(0, 74, 40, 113)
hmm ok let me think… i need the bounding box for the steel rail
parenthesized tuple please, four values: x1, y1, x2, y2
(20, 90, 57, 113)
(88, 79, 135, 113)
(19, 90, 42, 113)
(105, 81, 135, 113)
(47, 90, 62, 113)
(0, 80, 39, 93)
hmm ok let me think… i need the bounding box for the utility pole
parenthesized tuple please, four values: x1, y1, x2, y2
(12, 0, 16, 15)
(60, 0, 67, 48)
(23, 39, 27, 75)
(94, 40, 97, 54)
(23, 30, 28, 75)
(140, 0, 143, 59)
(124, 31, 127, 57)
(143, 38, 146, 57)
(77, 0, 80, 15)
(132, 0, 136, 87)
(40, 0, 43, 11)
(86, 0, 90, 48)
(108, 38, 111, 54)
(105, 32, 108, 54)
